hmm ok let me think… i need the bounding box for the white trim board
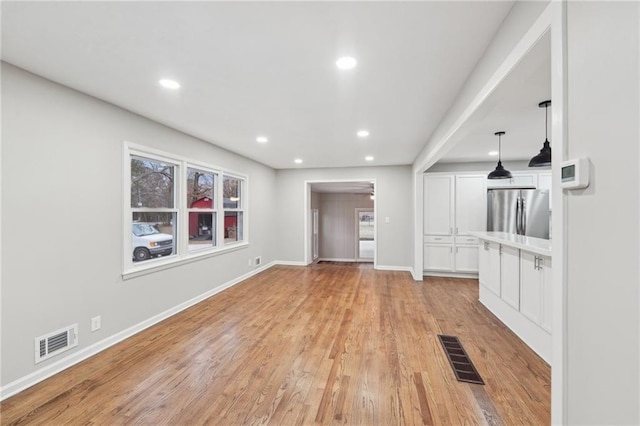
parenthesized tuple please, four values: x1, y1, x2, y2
(375, 265, 414, 274)
(0, 261, 277, 401)
(423, 271, 479, 280)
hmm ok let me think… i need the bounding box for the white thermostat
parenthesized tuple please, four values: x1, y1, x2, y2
(561, 158, 590, 189)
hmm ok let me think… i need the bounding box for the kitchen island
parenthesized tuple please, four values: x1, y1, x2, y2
(470, 231, 552, 364)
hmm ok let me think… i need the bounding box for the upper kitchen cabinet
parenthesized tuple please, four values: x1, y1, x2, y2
(486, 172, 538, 188)
(423, 175, 454, 236)
(455, 175, 487, 236)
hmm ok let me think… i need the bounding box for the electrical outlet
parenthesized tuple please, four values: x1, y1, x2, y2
(248, 258, 253, 266)
(91, 316, 101, 332)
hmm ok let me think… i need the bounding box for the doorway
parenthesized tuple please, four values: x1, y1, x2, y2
(356, 209, 375, 262)
(304, 180, 376, 267)
(312, 209, 319, 261)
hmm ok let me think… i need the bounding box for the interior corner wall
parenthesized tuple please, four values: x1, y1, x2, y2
(275, 166, 413, 269)
(0, 63, 278, 388)
(318, 193, 373, 261)
(565, 3, 639, 424)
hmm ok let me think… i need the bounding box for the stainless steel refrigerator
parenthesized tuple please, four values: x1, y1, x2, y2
(487, 188, 550, 239)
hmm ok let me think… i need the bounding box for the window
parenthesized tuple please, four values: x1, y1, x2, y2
(125, 144, 247, 275)
(223, 175, 244, 243)
(187, 168, 217, 252)
(130, 155, 177, 262)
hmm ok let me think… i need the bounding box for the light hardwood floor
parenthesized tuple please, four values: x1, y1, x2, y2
(1, 264, 550, 425)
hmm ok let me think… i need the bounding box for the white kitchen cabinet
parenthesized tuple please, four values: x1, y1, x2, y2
(423, 174, 484, 275)
(540, 256, 553, 332)
(479, 241, 500, 295)
(486, 173, 537, 188)
(423, 175, 453, 236)
(476, 233, 552, 363)
(423, 244, 453, 271)
(454, 175, 486, 236)
(520, 252, 553, 332)
(500, 245, 521, 310)
(455, 245, 479, 273)
(520, 251, 543, 323)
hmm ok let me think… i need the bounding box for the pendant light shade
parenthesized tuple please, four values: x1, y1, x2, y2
(529, 100, 552, 167)
(488, 131, 512, 179)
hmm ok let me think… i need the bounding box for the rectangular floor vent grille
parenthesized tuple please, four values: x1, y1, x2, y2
(35, 324, 78, 364)
(438, 335, 484, 385)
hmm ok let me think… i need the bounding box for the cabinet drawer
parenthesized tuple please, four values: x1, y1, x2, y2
(424, 235, 453, 244)
(455, 236, 479, 245)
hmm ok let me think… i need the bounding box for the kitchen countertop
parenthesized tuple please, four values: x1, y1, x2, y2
(470, 231, 552, 257)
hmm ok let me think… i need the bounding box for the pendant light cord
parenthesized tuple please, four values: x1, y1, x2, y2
(545, 103, 548, 141)
(498, 133, 502, 161)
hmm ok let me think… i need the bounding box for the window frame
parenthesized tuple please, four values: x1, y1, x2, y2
(186, 165, 218, 253)
(222, 173, 246, 245)
(123, 142, 248, 279)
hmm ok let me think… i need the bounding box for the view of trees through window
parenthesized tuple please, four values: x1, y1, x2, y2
(130, 156, 176, 262)
(127, 150, 247, 267)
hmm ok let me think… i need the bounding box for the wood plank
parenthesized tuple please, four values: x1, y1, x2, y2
(1, 265, 550, 425)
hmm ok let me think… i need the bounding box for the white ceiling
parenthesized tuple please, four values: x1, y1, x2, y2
(438, 31, 551, 164)
(1, 1, 515, 170)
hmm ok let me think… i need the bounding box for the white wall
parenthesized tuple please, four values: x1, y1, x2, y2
(318, 193, 373, 260)
(565, 2, 639, 424)
(1, 63, 278, 388)
(275, 166, 413, 270)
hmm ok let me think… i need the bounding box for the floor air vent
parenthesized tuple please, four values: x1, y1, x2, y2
(438, 335, 484, 385)
(35, 324, 78, 364)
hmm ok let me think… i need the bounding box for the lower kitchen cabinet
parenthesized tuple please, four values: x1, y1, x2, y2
(479, 241, 500, 295)
(475, 233, 552, 363)
(500, 245, 520, 310)
(521, 251, 553, 332)
(454, 245, 479, 273)
(423, 243, 453, 271)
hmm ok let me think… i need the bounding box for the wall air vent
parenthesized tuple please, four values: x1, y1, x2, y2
(35, 324, 78, 364)
(255, 256, 262, 266)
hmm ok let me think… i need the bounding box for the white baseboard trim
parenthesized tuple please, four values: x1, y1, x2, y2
(0, 261, 276, 402)
(375, 265, 414, 273)
(423, 271, 479, 279)
(317, 258, 356, 263)
(274, 260, 308, 266)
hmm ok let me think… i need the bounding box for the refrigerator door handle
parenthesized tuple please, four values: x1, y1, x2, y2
(521, 198, 527, 235)
(515, 197, 521, 235)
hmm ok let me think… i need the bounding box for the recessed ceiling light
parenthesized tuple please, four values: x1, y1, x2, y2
(294, 158, 303, 164)
(256, 136, 268, 143)
(336, 56, 357, 70)
(488, 150, 499, 156)
(365, 156, 374, 161)
(158, 79, 180, 90)
(357, 130, 370, 138)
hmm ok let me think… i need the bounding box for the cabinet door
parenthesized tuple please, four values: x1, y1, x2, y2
(423, 244, 453, 271)
(520, 251, 542, 324)
(510, 174, 537, 187)
(455, 175, 486, 236)
(455, 245, 478, 273)
(479, 241, 500, 295)
(424, 175, 453, 235)
(541, 256, 553, 332)
(487, 173, 537, 188)
(500, 245, 520, 309)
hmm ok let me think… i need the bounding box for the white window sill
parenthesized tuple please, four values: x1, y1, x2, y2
(122, 242, 249, 280)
